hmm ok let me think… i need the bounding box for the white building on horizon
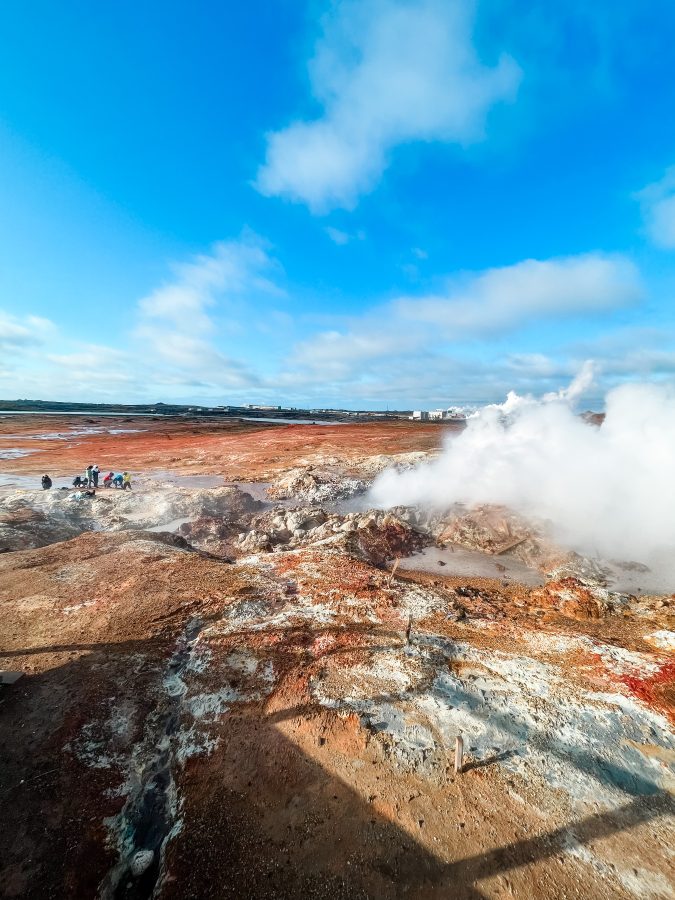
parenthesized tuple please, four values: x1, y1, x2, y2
(411, 406, 473, 422)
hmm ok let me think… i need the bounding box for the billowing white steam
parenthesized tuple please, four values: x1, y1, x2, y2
(370, 368, 675, 565)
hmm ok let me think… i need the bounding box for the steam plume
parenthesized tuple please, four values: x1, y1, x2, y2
(370, 368, 675, 566)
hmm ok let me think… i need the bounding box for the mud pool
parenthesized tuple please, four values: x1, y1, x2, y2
(399, 545, 545, 586)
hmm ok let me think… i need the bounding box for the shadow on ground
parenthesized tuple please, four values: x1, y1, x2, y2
(1, 625, 672, 900)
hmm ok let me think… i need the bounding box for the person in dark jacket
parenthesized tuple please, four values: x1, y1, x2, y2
(41, 474, 52, 490)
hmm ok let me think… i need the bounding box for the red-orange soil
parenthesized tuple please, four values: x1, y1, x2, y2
(0, 415, 448, 481)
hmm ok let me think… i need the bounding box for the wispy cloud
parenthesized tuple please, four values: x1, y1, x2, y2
(0, 332, 143, 401)
(256, 0, 521, 212)
(635, 166, 675, 249)
(264, 250, 646, 407)
(324, 226, 350, 246)
(291, 328, 418, 378)
(394, 253, 642, 335)
(287, 252, 641, 378)
(137, 235, 283, 339)
(0, 237, 288, 403)
(0, 245, 660, 408)
(134, 234, 284, 385)
(324, 225, 366, 245)
(47, 344, 130, 370)
(0, 313, 55, 352)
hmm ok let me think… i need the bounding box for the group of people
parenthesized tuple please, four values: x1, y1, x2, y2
(104, 471, 132, 490)
(72, 465, 132, 491)
(40, 464, 132, 493)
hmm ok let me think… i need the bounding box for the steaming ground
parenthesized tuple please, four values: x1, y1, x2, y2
(0, 410, 673, 899)
(370, 380, 675, 581)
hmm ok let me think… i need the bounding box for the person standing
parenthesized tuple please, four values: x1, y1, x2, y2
(85, 465, 94, 487)
(92, 464, 100, 488)
(122, 471, 132, 491)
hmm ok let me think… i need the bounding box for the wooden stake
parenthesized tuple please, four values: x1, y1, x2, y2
(493, 536, 527, 556)
(388, 557, 400, 587)
(454, 735, 464, 775)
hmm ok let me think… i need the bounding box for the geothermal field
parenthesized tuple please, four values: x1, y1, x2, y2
(0, 404, 673, 900)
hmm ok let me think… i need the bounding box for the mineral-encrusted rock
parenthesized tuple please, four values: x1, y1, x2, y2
(268, 466, 364, 503)
(529, 576, 626, 620)
(346, 510, 430, 567)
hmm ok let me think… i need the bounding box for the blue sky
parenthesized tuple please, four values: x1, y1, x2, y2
(1, 0, 675, 409)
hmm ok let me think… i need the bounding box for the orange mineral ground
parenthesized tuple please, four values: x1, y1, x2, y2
(0, 414, 448, 480)
(0, 415, 673, 900)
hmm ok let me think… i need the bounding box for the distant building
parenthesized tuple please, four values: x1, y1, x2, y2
(412, 407, 470, 422)
(445, 406, 471, 420)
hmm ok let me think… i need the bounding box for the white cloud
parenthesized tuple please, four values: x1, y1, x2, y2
(597, 346, 675, 379)
(256, 0, 521, 211)
(0, 334, 144, 402)
(0, 246, 660, 409)
(47, 344, 130, 370)
(0, 312, 55, 352)
(0, 238, 290, 404)
(506, 352, 560, 377)
(135, 235, 284, 383)
(292, 327, 419, 378)
(324, 225, 366, 245)
(288, 253, 640, 380)
(324, 226, 351, 245)
(138, 235, 283, 336)
(636, 167, 675, 248)
(275, 349, 595, 408)
(395, 253, 642, 335)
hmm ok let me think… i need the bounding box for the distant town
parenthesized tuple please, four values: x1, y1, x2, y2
(0, 399, 473, 423)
